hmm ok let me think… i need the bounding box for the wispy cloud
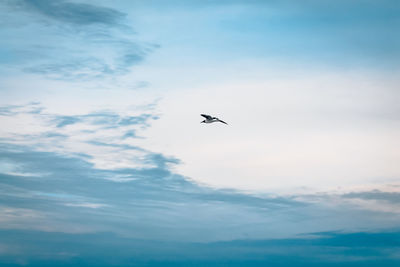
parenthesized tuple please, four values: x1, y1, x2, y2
(22, 0, 125, 26)
(52, 112, 157, 129)
(0, 102, 43, 116)
(0, 0, 158, 81)
(343, 190, 400, 204)
(0, 102, 160, 169)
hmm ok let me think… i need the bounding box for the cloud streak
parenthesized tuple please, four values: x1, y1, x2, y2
(23, 0, 125, 26)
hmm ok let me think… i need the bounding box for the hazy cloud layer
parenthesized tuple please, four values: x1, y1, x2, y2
(1, 103, 399, 245)
(1, 1, 399, 266)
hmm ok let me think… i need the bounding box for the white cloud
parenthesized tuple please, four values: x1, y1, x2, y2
(64, 202, 109, 209)
(138, 69, 400, 193)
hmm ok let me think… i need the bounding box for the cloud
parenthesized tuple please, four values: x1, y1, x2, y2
(53, 116, 82, 128)
(0, 0, 158, 81)
(22, 58, 112, 80)
(122, 130, 139, 139)
(22, 0, 125, 26)
(0, 103, 162, 169)
(0, 106, 19, 116)
(0, 102, 43, 116)
(51, 112, 158, 130)
(343, 190, 400, 204)
(1, 102, 400, 243)
(1, 102, 400, 265)
(0, 141, 309, 241)
(0, 103, 311, 240)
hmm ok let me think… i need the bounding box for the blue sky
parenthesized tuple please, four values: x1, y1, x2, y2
(0, 0, 400, 266)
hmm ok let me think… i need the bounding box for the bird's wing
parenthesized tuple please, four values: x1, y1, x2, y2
(217, 119, 228, 125)
(201, 114, 213, 120)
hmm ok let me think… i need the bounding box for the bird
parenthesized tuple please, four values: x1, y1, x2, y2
(200, 114, 228, 125)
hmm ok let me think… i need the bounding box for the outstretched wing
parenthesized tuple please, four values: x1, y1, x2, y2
(217, 119, 228, 125)
(201, 114, 213, 120)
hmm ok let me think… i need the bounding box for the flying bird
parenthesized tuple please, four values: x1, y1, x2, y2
(200, 114, 228, 125)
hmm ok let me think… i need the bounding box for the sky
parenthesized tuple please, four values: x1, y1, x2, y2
(0, 0, 399, 266)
